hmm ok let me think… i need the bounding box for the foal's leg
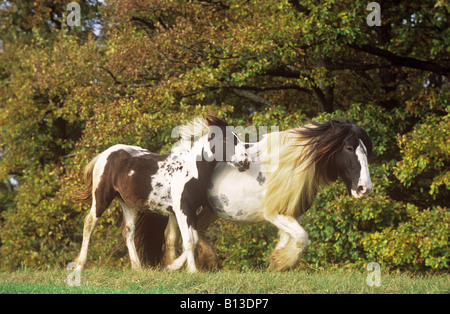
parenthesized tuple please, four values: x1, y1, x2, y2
(164, 208, 219, 271)
(74, 203, 98, 271)
(167, 199, 199, 272)
(74, 157, 116, 270)
(163, 215, 181, 267)
(120, 202, 141, 270)
(166, 216, 199, 272)
(265, 214, 308, 271)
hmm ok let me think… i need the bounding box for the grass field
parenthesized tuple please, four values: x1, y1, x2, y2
(1, 267, 449, 294)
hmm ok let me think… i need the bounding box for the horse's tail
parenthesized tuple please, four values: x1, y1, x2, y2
(133, 211, 220, 269)
(134, 212, 168, 267)
(72, 154, 100, 203)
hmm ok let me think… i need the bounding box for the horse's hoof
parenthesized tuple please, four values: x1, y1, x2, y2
(269, 246, 302, 271)
(166, 261, 184, 272)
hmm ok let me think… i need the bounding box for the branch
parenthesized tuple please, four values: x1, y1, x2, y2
(96, 65, 159, 88)
(325, 61, 390, 72)
(231, 89, 273, 107)
(130, 16, 156, 30)
(48, 5, 62, 30)
(96, 65, 120, 84)
(158, 13, 169, 30)
(227, 84, 314, 107)
(227, 84, 312, 94)
(348, 44, 450, 77)
(264, 67, 302, 78)
(312, 85, 334, 113)
(197, 0, 230, 10)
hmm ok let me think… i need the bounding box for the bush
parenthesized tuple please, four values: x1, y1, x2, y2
(363, 206, 449, 270)
(209, 221, 277, 270)
(302, 183, 409, 268)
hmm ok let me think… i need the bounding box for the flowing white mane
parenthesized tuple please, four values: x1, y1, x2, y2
(258, 127, 321, 218)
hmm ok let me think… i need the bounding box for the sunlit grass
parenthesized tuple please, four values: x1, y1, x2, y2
(1, 267, 448, 294)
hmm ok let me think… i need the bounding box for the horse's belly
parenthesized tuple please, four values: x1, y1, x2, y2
(207, 163, 265, 223)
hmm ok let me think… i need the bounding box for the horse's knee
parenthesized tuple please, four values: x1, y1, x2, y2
(183, 233, 198, 252)
(121, 223, 135, 239)
(295, 229, 308, 250)
(83, 211, 98, 235)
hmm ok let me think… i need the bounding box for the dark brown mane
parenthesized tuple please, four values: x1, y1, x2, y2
(292, 118, 372, 181)
(205, 114, 228, 128)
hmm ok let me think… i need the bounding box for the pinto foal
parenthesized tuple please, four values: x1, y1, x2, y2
(73, 115, 250, 272)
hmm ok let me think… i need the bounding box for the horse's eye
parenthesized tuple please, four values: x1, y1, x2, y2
(346, 146, 354, 153)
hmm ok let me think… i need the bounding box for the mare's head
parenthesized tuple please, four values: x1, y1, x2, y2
(299, 118, 373, 199)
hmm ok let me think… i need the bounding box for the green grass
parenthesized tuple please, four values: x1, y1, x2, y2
(0, 268, 448, 294)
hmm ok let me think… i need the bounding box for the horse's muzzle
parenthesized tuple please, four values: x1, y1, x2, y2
(351, 182, 373, 199)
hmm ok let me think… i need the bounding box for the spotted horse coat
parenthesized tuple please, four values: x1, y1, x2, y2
(73, 115, 251, 272)
(161, 118, 373, 271)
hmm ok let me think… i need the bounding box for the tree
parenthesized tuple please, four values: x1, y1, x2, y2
(0, 0, 448, 270)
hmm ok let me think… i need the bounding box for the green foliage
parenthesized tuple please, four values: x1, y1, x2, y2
(363, 206, 449, 270)
(303, 183, 410, 268)
(395, 113, 450, 196)
(211, 221, 278, 270)
(0, 0, 448, 271)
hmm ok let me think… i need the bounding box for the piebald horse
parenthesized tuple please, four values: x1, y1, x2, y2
(73, 115, 251, 272)
(159, 118, 373, 270)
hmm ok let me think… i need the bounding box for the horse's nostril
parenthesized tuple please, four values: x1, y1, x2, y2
(358, 185, 365, 192)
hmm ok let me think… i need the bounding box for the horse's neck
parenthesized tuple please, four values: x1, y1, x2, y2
(242, 137, 276, 172)
(171, 137, 216, 177)
(172, 135, 209, 157)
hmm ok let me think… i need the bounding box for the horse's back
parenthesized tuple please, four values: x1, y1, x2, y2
(93, 144, 167, 213)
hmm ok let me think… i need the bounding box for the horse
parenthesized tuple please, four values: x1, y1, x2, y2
(156, 118, 373, 270)
(73, 114, 252, 273)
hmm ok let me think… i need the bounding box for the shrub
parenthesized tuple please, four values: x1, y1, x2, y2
(363, 206, 449, 270)
(209, 220, 278, 270)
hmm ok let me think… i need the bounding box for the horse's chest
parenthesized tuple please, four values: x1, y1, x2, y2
(147, 178, 173, 213)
